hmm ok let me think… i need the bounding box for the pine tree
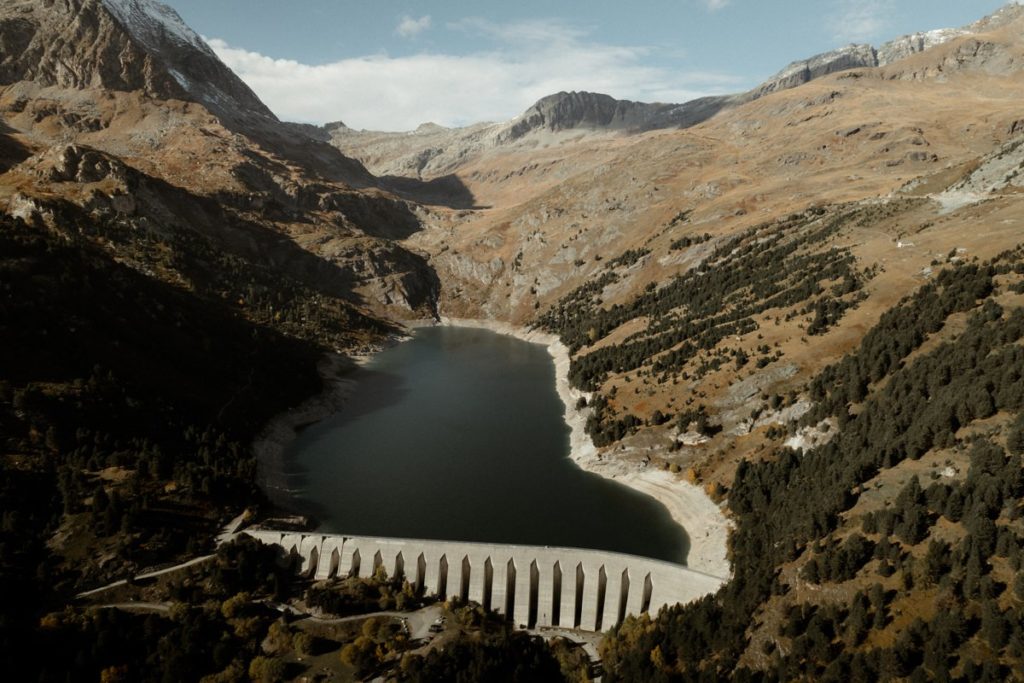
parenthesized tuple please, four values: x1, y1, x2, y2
(923, 540, 948, 585)
(1008, 414, 1024, 456)
(846, 596, 869, 645)
(981, 601, 1010, 650)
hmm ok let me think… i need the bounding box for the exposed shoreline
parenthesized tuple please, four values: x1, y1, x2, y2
(253, 318, 731, 581)
(253, 350, 388, 509)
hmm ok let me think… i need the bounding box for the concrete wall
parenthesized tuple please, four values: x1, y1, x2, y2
(247, 530, 726, 632)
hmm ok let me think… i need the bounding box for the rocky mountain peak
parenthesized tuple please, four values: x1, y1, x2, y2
(0, 0, 274, 121)
(752, 44, 878, 98)
(755, 1, 1024, 90)
(414, 122, 447, 134)
(876, 28, 967, 65)
(970, 1, 1024, 31)
(499, 90, 687, 142)
(99, 0, 213, 57)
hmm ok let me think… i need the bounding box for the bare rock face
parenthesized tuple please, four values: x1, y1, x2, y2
(344, 242, 440, 314)
(0, 0, 274, 121)
(47, 143, 130, 184)
(876, 29, 967, 65)
(747, 5, 1024, 99)
(876, 5, 1024, 81)
(752, 44, 879, 98)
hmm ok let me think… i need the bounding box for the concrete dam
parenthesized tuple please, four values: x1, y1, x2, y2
(246, 530, 727, 632)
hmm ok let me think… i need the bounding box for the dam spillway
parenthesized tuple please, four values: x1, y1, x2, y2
(246, 530, 726, 632)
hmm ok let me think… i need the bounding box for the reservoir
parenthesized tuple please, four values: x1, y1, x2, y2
(281, 326, 688, 564)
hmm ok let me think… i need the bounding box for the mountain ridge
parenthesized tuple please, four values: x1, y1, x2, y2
(326, 2, 1024, 181)
(0, 0, 445, 322)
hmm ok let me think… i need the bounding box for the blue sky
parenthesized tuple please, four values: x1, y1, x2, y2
(161, 0, 1011, 130)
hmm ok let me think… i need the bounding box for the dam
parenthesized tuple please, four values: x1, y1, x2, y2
(246, 529, 726, 632)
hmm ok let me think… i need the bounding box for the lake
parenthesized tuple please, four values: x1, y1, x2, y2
(280, 325, 687, 564)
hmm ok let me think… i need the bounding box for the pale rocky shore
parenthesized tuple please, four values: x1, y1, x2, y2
(252, 352, 375, 507)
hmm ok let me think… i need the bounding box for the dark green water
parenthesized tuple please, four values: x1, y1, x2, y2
(282, 326, 687, 564)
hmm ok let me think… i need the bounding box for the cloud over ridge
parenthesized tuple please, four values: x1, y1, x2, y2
(207, 19, 743, 131)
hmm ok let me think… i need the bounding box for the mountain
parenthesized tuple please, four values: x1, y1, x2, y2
(750, 44, 879, 97)
(328, 3, 1024, 182)
(380, 6, 1024, 677)
(0, 0, 386, 186)
(758, 1, 1024, 92)
(0, 0, 441, 319)
(0, 0, 273, 121)
(0, 4, 443, 637)
(0, 8, 447, 667)
(500, 91, 696, 140)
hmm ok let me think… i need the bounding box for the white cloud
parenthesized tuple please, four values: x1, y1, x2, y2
(701, 0, 731, 11)
(829, 0, 893, 44)
(395, 15, 431, 38)
(207, 21, 744, 131)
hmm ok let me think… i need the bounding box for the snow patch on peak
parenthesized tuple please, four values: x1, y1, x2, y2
(100, 0, 214, 56)
(166, 67, 190, 90)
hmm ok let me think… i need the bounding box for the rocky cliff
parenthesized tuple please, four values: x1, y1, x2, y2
(876, 28, 966, 65)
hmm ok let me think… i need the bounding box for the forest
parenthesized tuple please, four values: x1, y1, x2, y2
(600, 247, 1024, 681)
(0, 211, 341, 678)
(538, 204, 877, 444)
(0, 205, 583, 682)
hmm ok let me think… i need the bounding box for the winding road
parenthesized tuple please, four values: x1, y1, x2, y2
(75, 512, 249, 599)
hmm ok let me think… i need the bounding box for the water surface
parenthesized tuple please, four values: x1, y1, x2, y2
(282, 326, 687, 563)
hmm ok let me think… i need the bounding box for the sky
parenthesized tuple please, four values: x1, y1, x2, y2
(161, 0, 1012, 131)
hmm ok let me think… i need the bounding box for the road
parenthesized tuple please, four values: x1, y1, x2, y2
(95, 602, 171, 614)
(300, 605, 444, 640)
(76, 511, 249, 599)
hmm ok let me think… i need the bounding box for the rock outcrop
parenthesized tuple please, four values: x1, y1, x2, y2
(500, 91, 690, 141)
(876, 28, 967, 65)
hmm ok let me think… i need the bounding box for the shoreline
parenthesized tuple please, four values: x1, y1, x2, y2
(252, 345, 396, 508)
(252, 318, 731, 581)
(431, 317, 732, 581)
(253, 353, 357, 508)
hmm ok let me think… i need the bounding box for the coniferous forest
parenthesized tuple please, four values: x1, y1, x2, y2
(599, 247, 1024, 681)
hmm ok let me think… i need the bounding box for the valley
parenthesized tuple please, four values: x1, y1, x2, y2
(4, 0, 1024, 680)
